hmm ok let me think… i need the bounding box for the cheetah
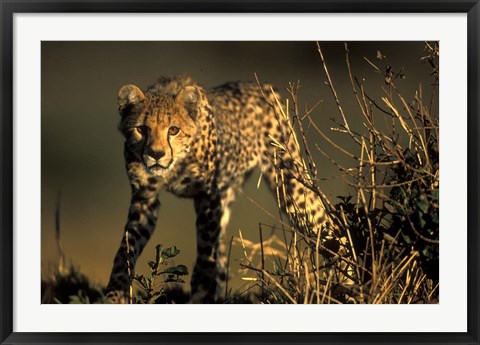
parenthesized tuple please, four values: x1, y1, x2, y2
(105, 76, 332, 304)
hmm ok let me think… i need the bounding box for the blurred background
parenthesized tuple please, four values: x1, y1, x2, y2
(41, 41, 436, 294)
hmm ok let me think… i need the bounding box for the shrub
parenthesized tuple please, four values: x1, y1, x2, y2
(238, 42, 439, 304)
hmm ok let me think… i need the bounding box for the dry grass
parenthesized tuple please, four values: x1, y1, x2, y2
(235, 42, 439, 304)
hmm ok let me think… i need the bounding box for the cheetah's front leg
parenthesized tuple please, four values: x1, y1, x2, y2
(105, 166, 161, 303)
(190, 190, 229, 303)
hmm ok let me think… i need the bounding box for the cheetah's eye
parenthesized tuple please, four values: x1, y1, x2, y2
(168, 126, 180, 136)
(136, 125, 149, 135)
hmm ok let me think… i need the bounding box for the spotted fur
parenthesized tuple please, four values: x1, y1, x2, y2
(105, 76, 330, 303)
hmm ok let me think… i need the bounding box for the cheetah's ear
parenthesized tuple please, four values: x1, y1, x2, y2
(117, 84, 146, 115)
(175, 86, 200, 115)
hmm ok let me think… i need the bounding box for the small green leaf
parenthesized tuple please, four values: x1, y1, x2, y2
(164, 275, 185, 283)
(401, 231, 412, 244)
(422, 246, 434, 260)
(141, 276, 150, 287)
(419, 216, 427, 228)
(155, 244, 164, 264)
(416, 198, 429, 214)
(165, 264, 189, 275)
(162, 246, 181, 259)
(149, 291, 163, 303)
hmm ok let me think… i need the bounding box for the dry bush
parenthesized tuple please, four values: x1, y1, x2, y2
(236, 42, 439, 304)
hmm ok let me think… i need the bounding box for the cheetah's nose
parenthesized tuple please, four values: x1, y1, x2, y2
(148, 149, 165, 160)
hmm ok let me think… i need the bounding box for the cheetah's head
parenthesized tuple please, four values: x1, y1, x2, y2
(117, 84, 200, 176)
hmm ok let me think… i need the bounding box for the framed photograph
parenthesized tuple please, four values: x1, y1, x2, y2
(1, 1, 479, 344)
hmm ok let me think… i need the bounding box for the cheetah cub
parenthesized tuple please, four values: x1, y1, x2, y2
(105, 76, 330, 303)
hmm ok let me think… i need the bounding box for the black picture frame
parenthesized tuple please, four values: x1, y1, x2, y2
(1, 1, 479, 344)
